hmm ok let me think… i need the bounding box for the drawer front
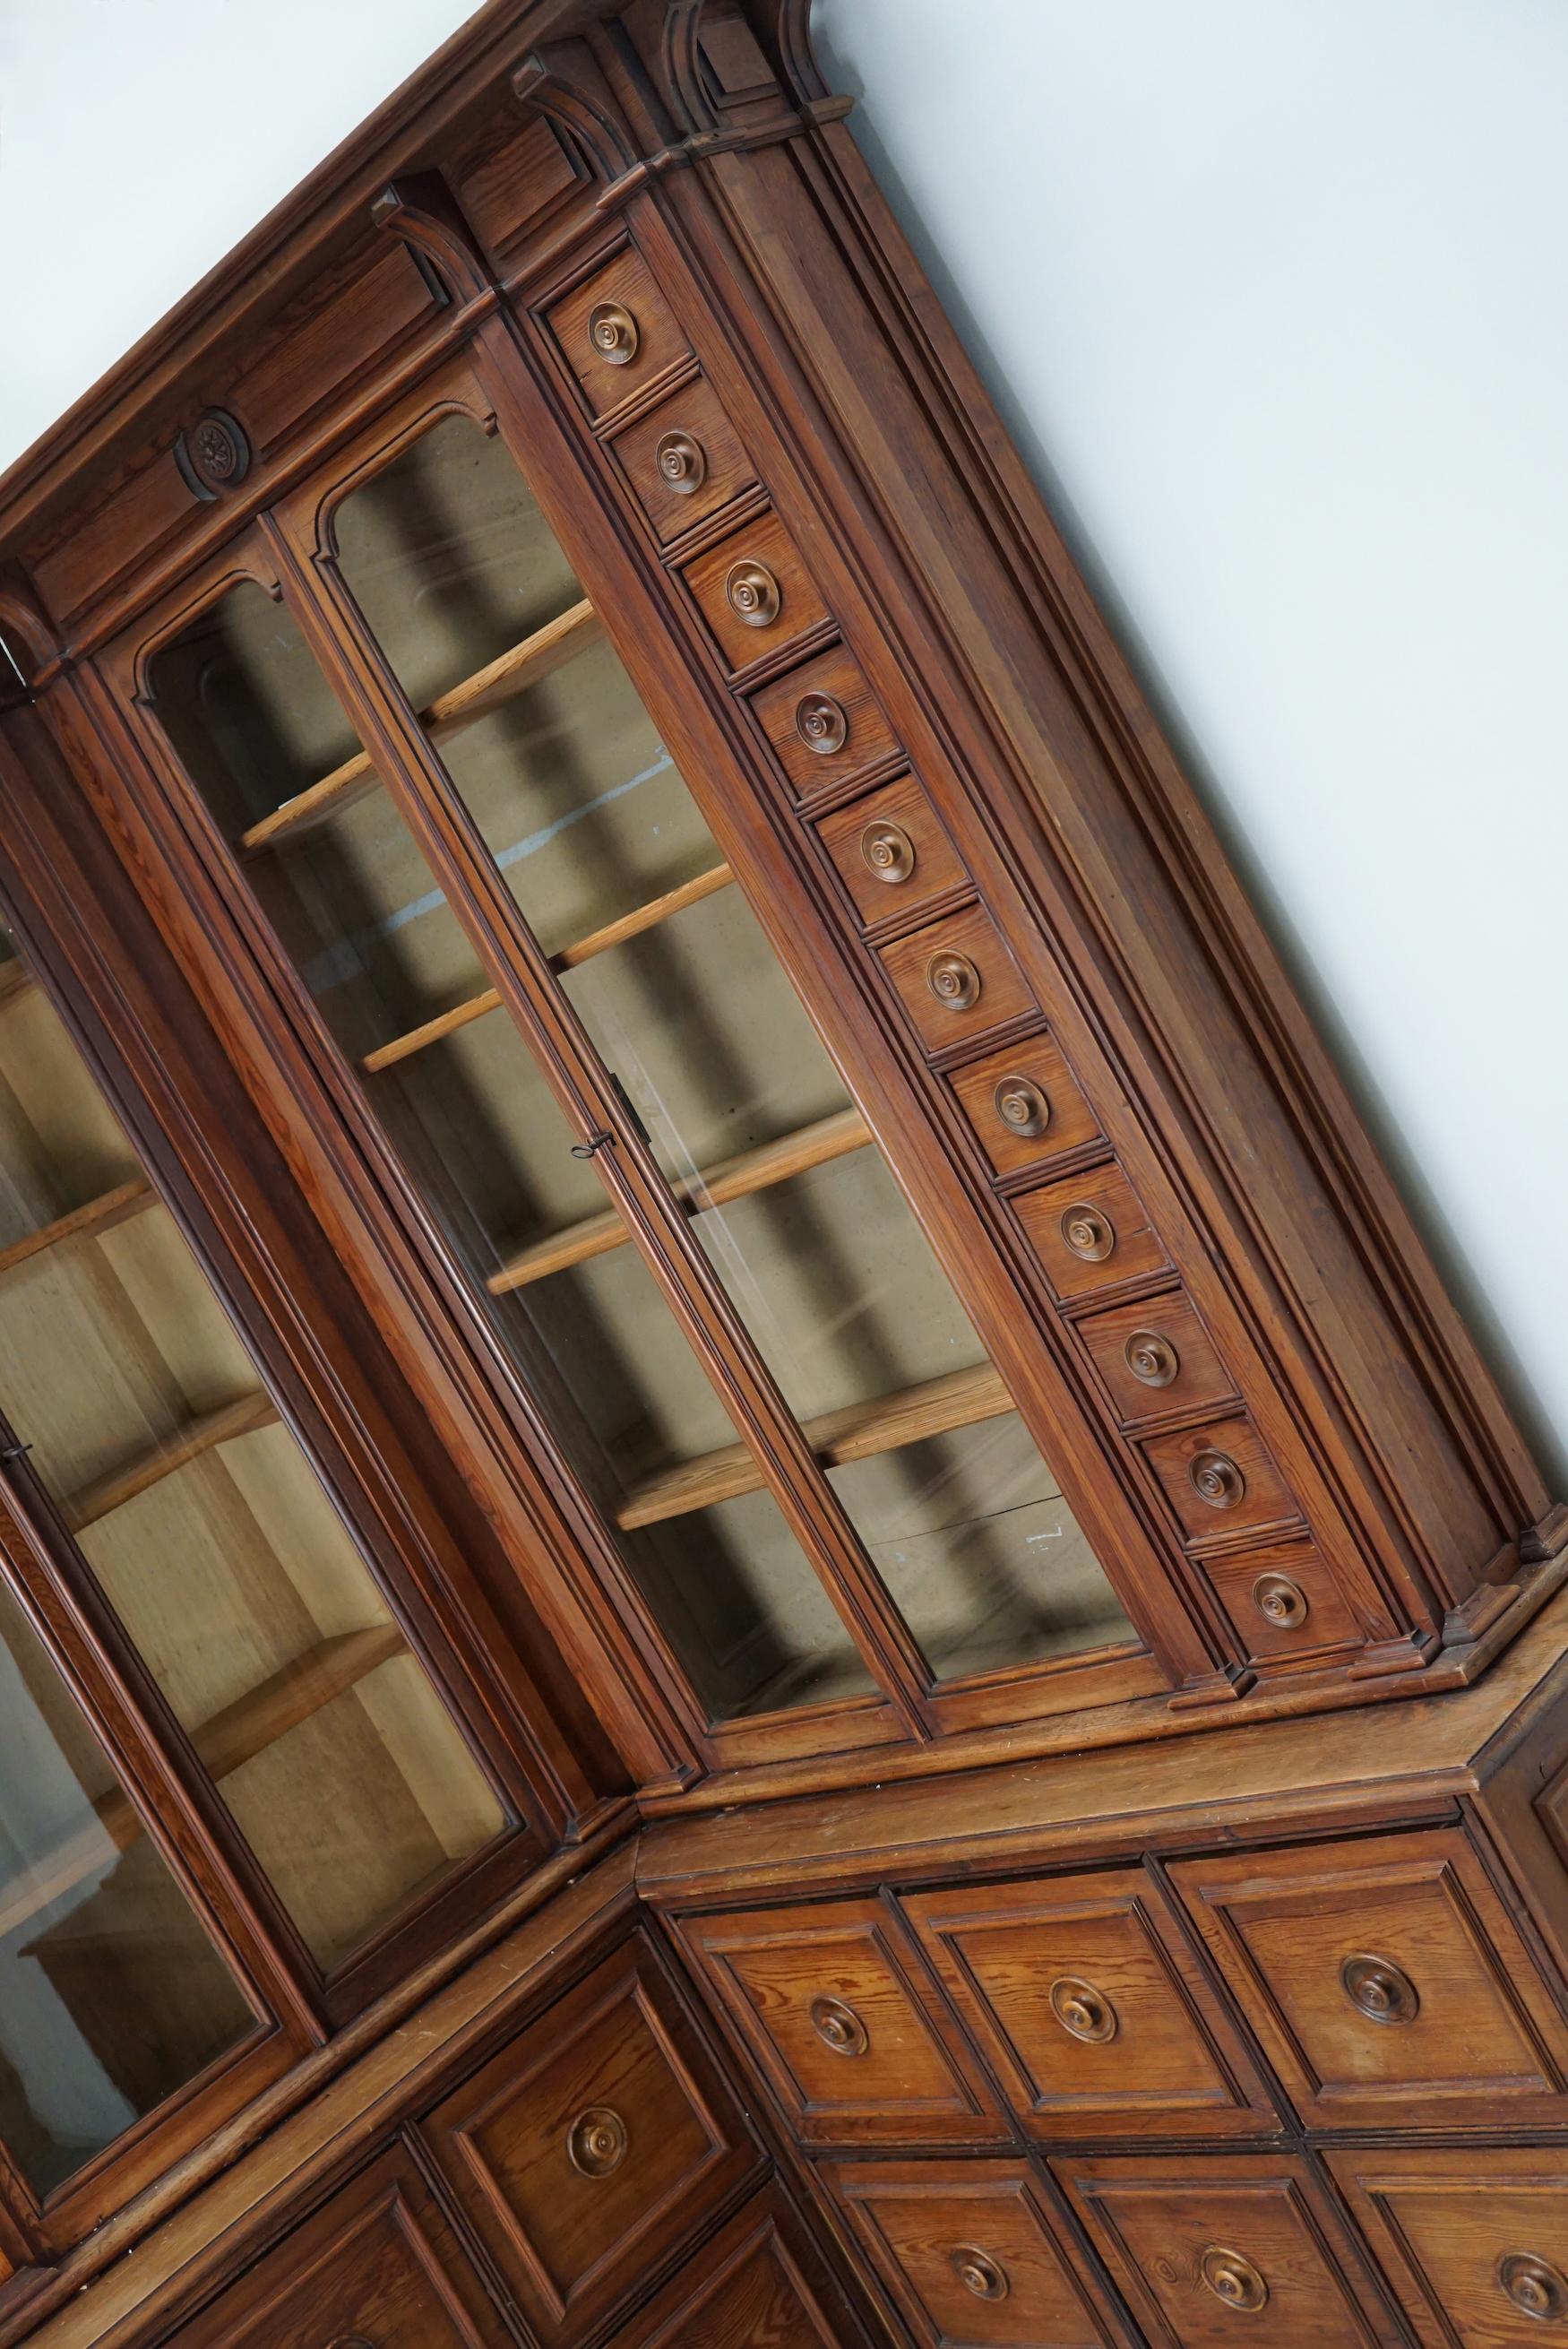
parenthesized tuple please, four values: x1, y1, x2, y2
(831, 2158, 1126, 2348)
(166, 2149, 508, 2349)
(547, 247, 692, 416)
(817, 774, 969, 924)
(1139, 1415, 1297, 1541)
(901, 1870, 1279, 2141)
(680, 1897, 1006, 2149)
(685, 512, 831, 671)
(1328, 2146, 1568, 2348)
(420, 1936, 759, 2345)
(612, 376, 758, 542)
(752, 643, 903, 798)
(948, 1033, 1101, 1176)
(1076, 1294, 1236, 1428)
(878, 902, 1038, 1054)
(1200, 1539, 1361, 1664)
(1014, 1164, 1169, 1300)
(1170, 1829, 1568, 2129)
(1056, 2154, 1398, 2349)
(609, 2189, 863, 2349)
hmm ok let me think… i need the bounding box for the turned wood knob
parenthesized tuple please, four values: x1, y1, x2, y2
(1200, 2248, 1269, 2313)
(1253, 1571, 1309, 1628)
(1187, 1448, 1245, 1508)
(1123, 1329, 1179, 1387)
(653, 429, 707, 494)
(950, 2246, 1010, 2302)
(859, 818, 916, 884)
(587, 301, 639, 366)
(1049, 1973, 1118, 2043)
(992, 1075, 1049, 1137)
(725, 559, 781, 627)
(1340, 1952, 1419, 2025)
(809, 1993, 869, 2056)
(565, 2104, 628, 2176)
(1499, 2252, 1568, 2321)
(1059, 1203, 1115, 1263)
(795, 690, 849, 754)
(926, 950, 981, 1010)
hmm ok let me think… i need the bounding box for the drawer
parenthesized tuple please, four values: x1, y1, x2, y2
(419, 1935, 760, 2345)
(1170, 1828, 1568, 2129)
(949, 1033, 1101, 1177)
(679, 1896, 1006, 2149)
(1327, 2146, 1568, 2348)
(1014, 1163, 1168, 1300)
(1139, 1415, 1296, 1540)
(685, 511, 831, 671)
(831, 2158, 1126, 2348)
(1056, 2154, 1399, 2349)
(1201, 1538, 1361, 1663)
(752, 643, 902, 796)
(902, 1870, 1278, 2141)
(818, 774, 969, 924)
(611, 374, 758, 542)
(608, 2189, 863, 2349)
(878, 902, 1038, 1054)
(547, 247, 692, 416)
(166, 2147, 509, 2349)
(1076, 1293, 1235, 1427)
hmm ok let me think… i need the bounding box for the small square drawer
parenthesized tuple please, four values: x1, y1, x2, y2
(1140, 1415, 1295, 1540)
(419, 1935, 759, 2345)
(547, 247, 691, 416)
(752, 643, 902, 796)
(1327, 2146, 1568, 2348)
(611, 375, 757, 542)
(1014, 1163, 1168, 1300)
(1169, 1827, 1568, 2130)
(901, 1870, 1279, 2142)
(685, 511, 831, 670)
(678, 1896, 1006, 2150)
(165, 2148, 511, 2349)
(949, 1033, 1100, 1176)
(1076, 1292, 1235, 1426)
(818, 774, 968, 923)
(607, 2190, 855, 2349)
(1055, 2153, 1399, 2349)
(878, 902, 1038, 1053)
(831, 2158, 1127, 2348)
(1202, 1538, 1361, 1662)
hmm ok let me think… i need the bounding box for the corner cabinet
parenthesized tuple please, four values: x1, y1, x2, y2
(0, 1, 1562, 2338)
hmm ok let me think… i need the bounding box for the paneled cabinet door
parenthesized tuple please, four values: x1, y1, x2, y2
(604, 2188, 868, 2349)
(900, 1870, 1279, 2140)
(162, 2146, 511, 2349)
(418, 1933, 761, 2345)
(1326, 2146, 1568, 2348)
(1168, 1829, 1568, 2129)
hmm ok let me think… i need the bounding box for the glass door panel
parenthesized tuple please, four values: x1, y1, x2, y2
(325, 412, 1131, 1695)
(0, 1570, 257, 2201)
(148, 591, 870, 1725)
(0, 937, 508, 1971)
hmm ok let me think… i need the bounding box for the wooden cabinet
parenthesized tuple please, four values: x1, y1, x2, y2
(1326, 2146, 1568, 2347)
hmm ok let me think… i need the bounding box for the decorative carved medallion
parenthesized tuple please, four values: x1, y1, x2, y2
(566, 2103, 629, 2176)
(1200, 2248, 1269, 2313)
(950, 2246, 1010, 2302)
(795, 690, 849, 754)
(859, 819, 915, 884)
(173, 409, 252, 503)
(1187, 1448, 1245, 1508)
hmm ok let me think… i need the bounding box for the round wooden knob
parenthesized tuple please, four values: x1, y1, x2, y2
(587, 301, 639, 366)
(1187, 1448, 1245, 1509)
(653, 430, 707, 494)
(926, 950, 981, 1010)
(795, 691, 848, 755)
(1059, 1203, 1115, 1263)
(1340, 1952, 1419, 2025)
(992, 1075, 1049, 1138)
(1200, 2249, 1269, 2313)
(1049, 1974, 1117, 2043)
(566, 2104, 628, 2176)
(809, 1993, 868, 2056)
(1123, 1329, 1179, 1387)
(949, 2246, 1010, 2302)
(1499, 2253, 1568, 2321)
(725, 559, 781, 627)
(859, 819, 916, 884)
(1253, 1571, 1310, 1628)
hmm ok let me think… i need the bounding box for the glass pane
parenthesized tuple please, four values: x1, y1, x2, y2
(151, 592, 867, 1725)
(0, 1569, 255, 2199)
(0, 934, 508, 1971)
(331, 416, 1131, 1691)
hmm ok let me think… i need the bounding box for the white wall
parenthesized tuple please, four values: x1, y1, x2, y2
(3, 1, 1565, 1479)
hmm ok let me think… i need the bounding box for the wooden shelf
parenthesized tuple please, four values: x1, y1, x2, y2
(0, 1179, 156, 1279)
(617, 1360, 1014, 1531)
(0, 1623, 404, 1943)
(363, 861, 735, 1075)
(239, 598, 601, 853)
(63, 1391, 280, 1535)
(491, 1104, 872, 1295)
